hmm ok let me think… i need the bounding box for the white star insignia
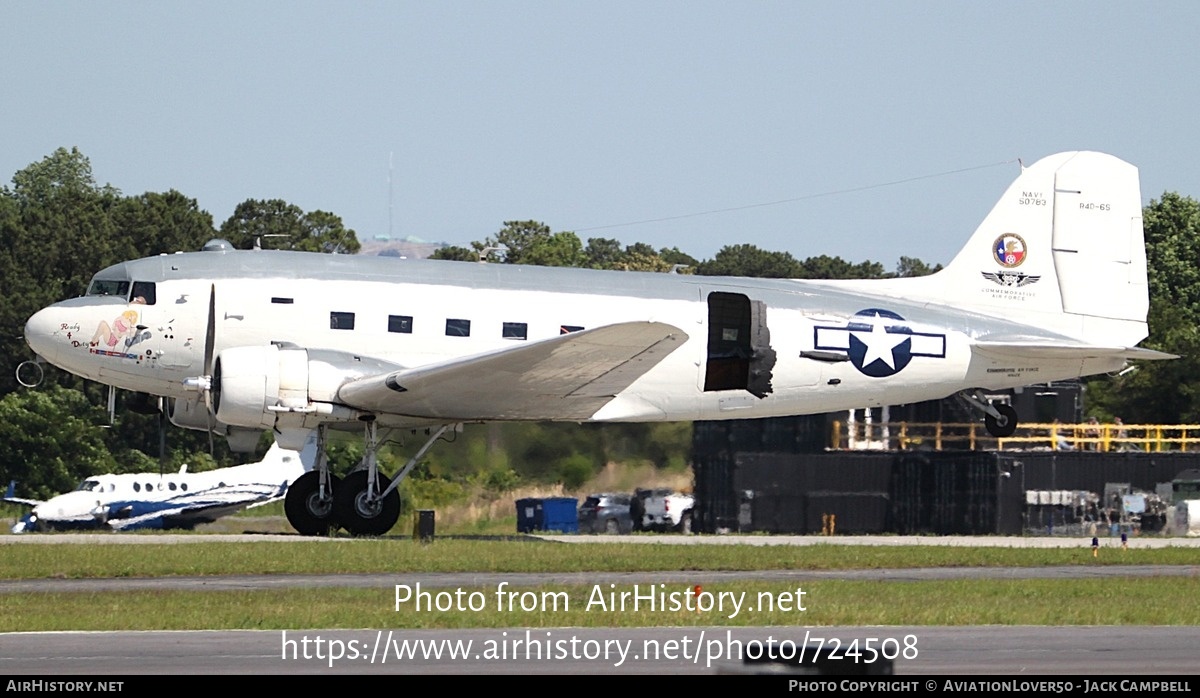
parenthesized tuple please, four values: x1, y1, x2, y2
(854, 315, 907, 369)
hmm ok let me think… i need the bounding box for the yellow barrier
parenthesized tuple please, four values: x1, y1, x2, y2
(830, 420, 1200, 452)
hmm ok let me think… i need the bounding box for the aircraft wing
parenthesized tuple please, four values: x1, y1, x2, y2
(973, 337, 1178, 361)
(336, 321, 688, 421)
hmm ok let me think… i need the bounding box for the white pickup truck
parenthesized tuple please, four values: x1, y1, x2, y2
(631, 488, 695, 533)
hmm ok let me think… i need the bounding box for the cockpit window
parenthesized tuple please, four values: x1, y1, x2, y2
(76, 479, 102, 492)
(131, 281, 156, 305)
(87, 279, 131, 298)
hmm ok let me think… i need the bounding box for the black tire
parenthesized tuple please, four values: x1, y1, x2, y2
(334, 470, 401, 537)
(985, 404, 1019, 438)
(285, 471, 341, 536)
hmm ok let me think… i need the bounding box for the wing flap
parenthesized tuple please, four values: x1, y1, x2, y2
(337, 321, 688, 421)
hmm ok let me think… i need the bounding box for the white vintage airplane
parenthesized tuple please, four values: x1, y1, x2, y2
(3, 435, 315, 533)
(21, 151, 1174, 536)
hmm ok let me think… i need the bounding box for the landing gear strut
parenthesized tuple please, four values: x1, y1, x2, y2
(957, 390, 1020, 438)
(289, 421, 456, 537)
(285, 426, 340, 535)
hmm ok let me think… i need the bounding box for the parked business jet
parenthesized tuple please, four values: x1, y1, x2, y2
(21, 151, 1173, 536)
(3, 435, 315, 533)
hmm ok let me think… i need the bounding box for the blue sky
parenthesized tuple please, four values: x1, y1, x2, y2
(4, 2, 1197, 269)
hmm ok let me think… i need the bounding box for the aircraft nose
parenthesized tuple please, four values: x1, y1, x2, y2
(24, 306, 61, 361)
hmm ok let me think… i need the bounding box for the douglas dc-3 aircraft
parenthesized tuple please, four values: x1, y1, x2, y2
(3, 435, 315, 532)
(22, 151, 1174, 536)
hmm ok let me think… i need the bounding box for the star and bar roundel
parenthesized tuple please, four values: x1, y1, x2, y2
(813, 309, 947, 378)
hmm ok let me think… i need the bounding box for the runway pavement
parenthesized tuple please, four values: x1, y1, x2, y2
(4, 626, 1198, 675)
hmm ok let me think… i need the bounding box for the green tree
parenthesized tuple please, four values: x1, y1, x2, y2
(429, 245, 480, 262)
(797, 254, 886, 279)
(300, 210, 361, 254)
(584, 237, 625, 269)
(482, 220, 553, 264)
(892, 256, 943, 278)
(522, 231, 587, 267)
(659, 246, 699, 271)
(109, 190, 216, 259)
(696, 244, 803, 278)
(218, 199, 360, 253)
(9, 146, 119, 206)
(1086, 193, 1200, 423)
(0, 386, 121, 499)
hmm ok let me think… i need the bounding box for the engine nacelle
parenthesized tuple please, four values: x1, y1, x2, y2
(167, 395, 214, 431)
(166, 396, 263, 453)
(212, 344, 401, 431)
(213, 345, 296, 430)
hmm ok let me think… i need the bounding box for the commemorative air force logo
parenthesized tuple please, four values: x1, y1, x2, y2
(982, 271, 1041, 288)
(813, 309, 946, 378)
(993, 233, 1027, 268)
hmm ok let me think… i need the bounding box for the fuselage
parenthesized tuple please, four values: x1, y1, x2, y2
(24, 245, 1124, 428)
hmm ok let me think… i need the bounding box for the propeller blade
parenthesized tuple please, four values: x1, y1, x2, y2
(204, 283, 216, 377)
(204, 284, 217, 456)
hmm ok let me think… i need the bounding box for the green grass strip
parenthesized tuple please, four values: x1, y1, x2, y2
(2, 539, 1197, 579)
(3, 578, 1197, 632)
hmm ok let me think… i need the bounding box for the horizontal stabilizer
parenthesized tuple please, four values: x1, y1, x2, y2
(337, 321, 688, 421)
(974, 338, 1177, 361)
(3, 480, 42, 508)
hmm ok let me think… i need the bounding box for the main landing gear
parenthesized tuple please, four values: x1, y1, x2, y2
(957, 390, 1020, 438)
(283, 421, 453, 537)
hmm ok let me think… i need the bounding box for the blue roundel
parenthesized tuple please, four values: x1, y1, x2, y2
(845, 308, 914, 378)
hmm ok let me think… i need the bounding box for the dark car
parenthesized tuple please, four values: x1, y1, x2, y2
(578, 493, 633, 534)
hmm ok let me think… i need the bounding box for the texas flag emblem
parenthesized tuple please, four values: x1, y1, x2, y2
(993, 233, 1027, 268)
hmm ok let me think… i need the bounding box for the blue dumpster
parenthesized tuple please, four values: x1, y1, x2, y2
(515, 497, 579, 533)
(541, 497, 579, 533)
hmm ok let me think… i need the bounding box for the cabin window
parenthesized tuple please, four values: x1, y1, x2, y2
(271, 297, 294, 304)
(130, 281, 156, 305)
(133, 482, 141, 492)
(561, 325, 584, 334)
(87, 279, 131, 298)
(181, 483, 188, 492)
(330, 312, 355, 330)
(502, 322, 528, 340)
(446, 319, 471, 337)
(168, 482, 177, 491)
(388, 315, 413, 334)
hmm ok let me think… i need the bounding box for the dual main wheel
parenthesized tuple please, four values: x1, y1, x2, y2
(284, 470, 400, 537)
(284, 471, 341, 536)
(334, 470, 401, 537)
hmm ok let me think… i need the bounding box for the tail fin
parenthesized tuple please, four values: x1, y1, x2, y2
(933, 151, 1148, 345)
